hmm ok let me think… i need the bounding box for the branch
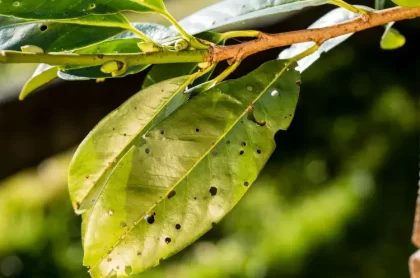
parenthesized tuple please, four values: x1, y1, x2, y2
(211, 6, 420, 62)
(0, 7, 419, 67)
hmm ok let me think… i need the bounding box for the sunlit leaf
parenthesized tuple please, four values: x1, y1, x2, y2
(278, 6, 372, 72)
(81, 60, 300, 277)
(0, 14, 132, 52)
(19, 64, 58, 100)
(380, 23, 406, 50)
(177, 0, 331, 34)
(391, 0, 420, 7)
(0, 0, 166, 19)
(68, 74, 197, 212)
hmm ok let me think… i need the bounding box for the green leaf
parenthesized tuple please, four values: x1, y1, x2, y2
(0, 0, 166, 19)
(380, 23, 406, 50)
(57, 23, 177, 80)
(279, 6, 373, 72)
(19, 64, 58, 100)
(0, 14, 132, 52)
(81, 59, 300, 277)
(391, 0, 420, 7)
(177, 0, 331, 34)
(68, 74, 197, 213)
(375, 0, 386, 9)
(142, 32, 224, 88)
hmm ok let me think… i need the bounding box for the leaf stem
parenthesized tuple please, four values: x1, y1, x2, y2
(328, 0, 369, 14)
(161, 13, 209, 50)
(127, 26, 155, 43)
(0, 50, 208, 66)
(213, 61, 241, 83)
(221, 30, 261, 40)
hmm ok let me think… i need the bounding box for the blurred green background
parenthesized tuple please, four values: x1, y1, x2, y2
(0, 1, 419, 278)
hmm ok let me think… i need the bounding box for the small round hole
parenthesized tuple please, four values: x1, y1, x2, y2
(241, 142, 247, 147)
(195, 128, 200, 132)
(239, 150, 245, 155)
(40, 25, 48, 32)
(244, 181, 249, 186)
(175, 224, 181, 230)
(145, 148, 151, 154)
(256, 150, 262, 154)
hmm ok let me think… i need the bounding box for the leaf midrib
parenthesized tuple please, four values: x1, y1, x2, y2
(91, 61, 292, 269)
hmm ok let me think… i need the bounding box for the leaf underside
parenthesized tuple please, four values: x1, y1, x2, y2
(75, 60, 300, 277)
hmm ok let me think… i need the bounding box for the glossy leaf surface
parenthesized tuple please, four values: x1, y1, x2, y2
(80, 60, 300, 277)
(278, 6, 372, 72)
(0, 0, 166, 19)
(68, 75, 195, 212)
(177, 0, 330, 34)
(19, 64, 58, 100)
(0, 14, 131, 52)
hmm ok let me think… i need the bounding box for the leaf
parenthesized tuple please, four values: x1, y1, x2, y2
(391, 0, 420, 7)
(142, 32, 224, 88)
(57, 23, 177, 80)
(177, 0, 331, 34)
(68, 74, 197, 213)
(380, 23, 406, 50)
(375, 0, 386, 9)
(278, 6, 372, 72)
(0, 14, 132, 52)
(19, 64, 58, 100)
(81, 59, 300, 277)
(0, 0, 166, 19)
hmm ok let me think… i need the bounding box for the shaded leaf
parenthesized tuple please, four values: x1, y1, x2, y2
(177, 0, 331, 34)
(19, 64, 58, 100)
(380, 23, 406, 50)
(0, 14, 132, 52)
(375, 0, 386, 9)
(0, 0, 166, 19)
(82, 60, 300, 277)
(68, 74, 197, 212)
(278, 6, 372, 72)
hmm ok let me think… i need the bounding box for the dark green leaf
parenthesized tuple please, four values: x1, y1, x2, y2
(279, 6, 372, 72)
(19, 64, 58, 100)
(0, 14, 131, 52)
(0, 0, 166, 19)
(68, 74, 197, 212)
(81, 59, 300, 277)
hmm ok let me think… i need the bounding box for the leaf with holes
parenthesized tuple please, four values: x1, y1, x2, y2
(81, 59, 300, 277)
(0, 14, 134, 52)
(0, 0, 166, 19)
(68, 73, 199, 213)
(142, 32, 224, 88)
(177, 0, 332, 34)
(278, 5, 372, 72)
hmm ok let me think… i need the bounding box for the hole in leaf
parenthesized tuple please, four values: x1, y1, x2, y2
(241, 142, 246, 147)
(40, 25, 48, 32)
(194, 196, 198, 200)
(160, 130, 165, 135)
(146, 214, 155, 224)
(256, 150, 262, 154)
(168, 191, 176, 199)
(125, 266, 132, 275)
(145, 148, 151, 154)
(226, 140, 231, 145)
(239, 150, 245, 155)
(137, 251, 142, 256)
(175, 224, 181, 230)
(165, 237, 172, 244)
(85, 175, 89, 179)
(244, 181, 249, 186)
(120, 222, 127, 228)
(123, 133, 127, 136)
(209, 187, 217, 196)
(195, 128, 200, 132)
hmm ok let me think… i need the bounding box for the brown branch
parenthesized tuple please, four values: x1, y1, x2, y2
(209, 6, 420, 63)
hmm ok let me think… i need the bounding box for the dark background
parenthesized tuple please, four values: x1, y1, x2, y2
(0, 0, 418, 277)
